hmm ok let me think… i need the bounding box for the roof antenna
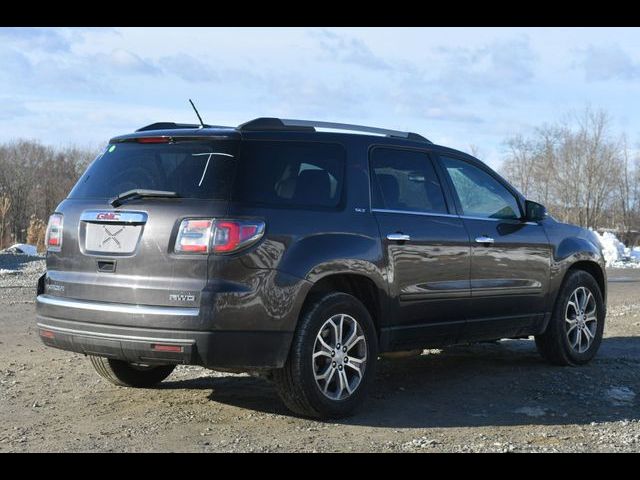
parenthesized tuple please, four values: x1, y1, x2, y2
(188, 99, 205, 128)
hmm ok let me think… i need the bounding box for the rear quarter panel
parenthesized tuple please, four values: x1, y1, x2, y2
(225, 133, 389, 329)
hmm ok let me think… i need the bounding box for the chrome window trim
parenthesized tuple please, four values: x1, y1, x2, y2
(371, 208, 538, 225)
(460, 214, 518, 222)
(37, 295, 199, 317)
(371, 208, 458, 219)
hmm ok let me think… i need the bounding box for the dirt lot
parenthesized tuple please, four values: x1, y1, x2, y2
(1, 256, 638, 452)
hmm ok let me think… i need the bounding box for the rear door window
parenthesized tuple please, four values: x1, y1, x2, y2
(233, 141, 345, 208)
(369, 147, 448, 214)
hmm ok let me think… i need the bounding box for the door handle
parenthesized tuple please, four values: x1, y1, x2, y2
(475, 236, 494, 244)
(387, 233, 411, 242)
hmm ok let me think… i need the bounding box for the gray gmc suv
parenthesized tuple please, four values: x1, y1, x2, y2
(36, 117, 607, 418)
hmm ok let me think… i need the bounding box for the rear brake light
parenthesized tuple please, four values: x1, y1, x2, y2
(45, 213, 63, 252)
(136, 137, 171, 144)
(174, 218, 265, 254)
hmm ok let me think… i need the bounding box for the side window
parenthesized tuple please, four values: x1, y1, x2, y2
(440, 156, 521, 220)
(370, 148, 447, 214)
(234, 141, 345, 208)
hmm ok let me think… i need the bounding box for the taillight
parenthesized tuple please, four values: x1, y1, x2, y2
(212, 220, 264, 253)
(175, 219, 213, 253)
(175, 218, 265, 254)
(45, 213, 63, 252)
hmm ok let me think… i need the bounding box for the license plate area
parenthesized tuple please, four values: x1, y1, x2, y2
(84, 223, 141, 254)
(79, 210, 147, 256)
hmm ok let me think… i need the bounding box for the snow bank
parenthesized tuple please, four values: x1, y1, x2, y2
(594, 231, 626, 266)
(3, 243, 39, 256)
(592, 231, 640, 268)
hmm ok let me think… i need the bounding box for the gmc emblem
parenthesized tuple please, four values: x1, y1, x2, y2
(96, 212, 121, 221)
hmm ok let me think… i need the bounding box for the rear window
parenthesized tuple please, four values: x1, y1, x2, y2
(233, 141, 345, 208)
(69, 140, 238, 200)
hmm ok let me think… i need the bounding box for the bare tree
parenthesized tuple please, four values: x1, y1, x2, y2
(0, 195, 10, 248)
(501, 106, 631, 233)
(0, 139, 97, 246)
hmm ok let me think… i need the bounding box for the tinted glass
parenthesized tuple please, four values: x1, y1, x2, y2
(370, 148, 447, 214)
(441, 156, 521, 219)
(69, 141, 237, 200)
(234, 141, 345, 208)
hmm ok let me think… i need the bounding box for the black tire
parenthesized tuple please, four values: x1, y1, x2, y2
(272, 292, 378, 419)
(89, 356, 176, 388)
(535, 270, 605, 366)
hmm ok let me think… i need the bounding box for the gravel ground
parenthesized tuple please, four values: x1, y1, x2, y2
(0, 253, 45, 304)
(0, 255, 638, 452)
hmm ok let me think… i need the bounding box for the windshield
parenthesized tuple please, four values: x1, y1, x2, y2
(69, 140, 238, 200)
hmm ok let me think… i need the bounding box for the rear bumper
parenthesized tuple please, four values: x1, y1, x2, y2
(36, 295, 293, 369)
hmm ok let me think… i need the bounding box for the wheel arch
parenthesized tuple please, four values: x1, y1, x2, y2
(298, 272, 387, 339)
(551, 235, 607, 305)
(565, 260, 606, 303)
(546, 259, 607, 333)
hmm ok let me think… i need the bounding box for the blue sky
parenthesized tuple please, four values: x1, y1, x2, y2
(1, 27, 639, 168)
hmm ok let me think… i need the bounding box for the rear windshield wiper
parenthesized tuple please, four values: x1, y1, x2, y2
(110, 189, 181, 207)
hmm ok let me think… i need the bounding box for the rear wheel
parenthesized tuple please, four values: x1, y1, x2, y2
(272, 292, 378, 418)
(535, 270, 605, 366)
(90, 356, 176, 388)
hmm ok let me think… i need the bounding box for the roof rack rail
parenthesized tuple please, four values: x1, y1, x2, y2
(238, 117, 431, 143)
(136, 122, 212, 132)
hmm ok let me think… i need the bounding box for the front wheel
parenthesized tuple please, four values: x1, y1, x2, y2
(272, 292, 378, 418)
(535, 270, 605, 366)
(90, 356, 176, 388)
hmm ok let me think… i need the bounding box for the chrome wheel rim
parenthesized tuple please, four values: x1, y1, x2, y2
(565, 286, 597, 354)
(312, 313, 367, 401)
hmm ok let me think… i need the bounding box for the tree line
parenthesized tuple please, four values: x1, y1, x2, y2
(0, 140, 96, 250)
(499, 107, 640, 245)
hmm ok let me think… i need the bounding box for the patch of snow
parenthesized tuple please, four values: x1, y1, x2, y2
(2, 243, 39, 256)
(605, 386, 636, 406)
(592, 231, 640, 268)
(514, 406, 547, 417)
(593, 231, 626, 266)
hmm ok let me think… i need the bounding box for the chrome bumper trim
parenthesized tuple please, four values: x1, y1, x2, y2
(36, 294, 199, 317)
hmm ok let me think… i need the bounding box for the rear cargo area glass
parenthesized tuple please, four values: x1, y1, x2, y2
(69, 141, 238, 200)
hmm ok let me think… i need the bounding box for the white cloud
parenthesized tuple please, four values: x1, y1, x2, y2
(578, 44, 640, 81)
(107, 49, 160, 75)
(432, 35, 537, 90)
(309, 29, 392, 71)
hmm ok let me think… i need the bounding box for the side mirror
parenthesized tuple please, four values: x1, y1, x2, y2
(525, 200, 547, 222)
